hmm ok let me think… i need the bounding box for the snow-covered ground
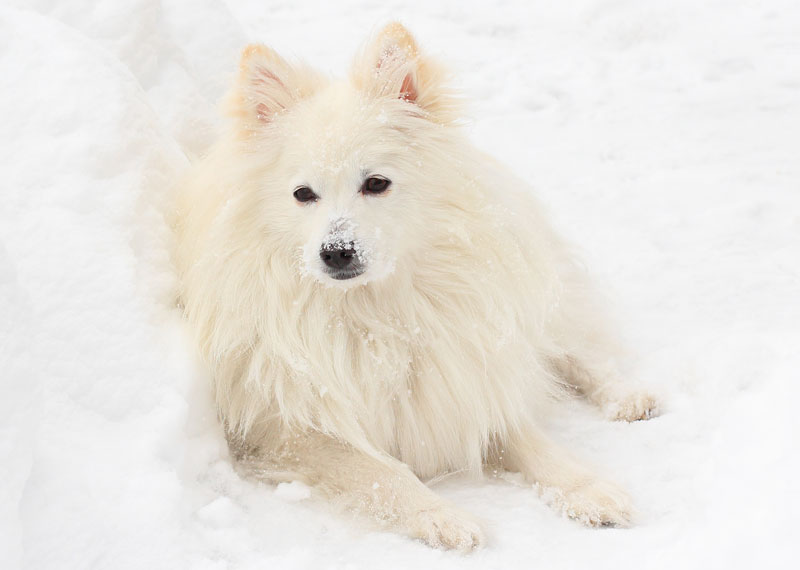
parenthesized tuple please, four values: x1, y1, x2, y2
(2, 0, 798, 568)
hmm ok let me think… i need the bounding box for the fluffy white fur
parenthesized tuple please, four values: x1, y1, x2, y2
(173, 23, 658, 550)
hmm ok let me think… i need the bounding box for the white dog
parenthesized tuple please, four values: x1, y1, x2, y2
(173, 23, 658, 550)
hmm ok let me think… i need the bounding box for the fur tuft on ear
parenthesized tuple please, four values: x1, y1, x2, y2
(351, 22, 461, 124)
(225, 44, 324, 130)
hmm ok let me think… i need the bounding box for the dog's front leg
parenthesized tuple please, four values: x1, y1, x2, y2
(501, 423, 633, 527)
(273, 432, 485, 550)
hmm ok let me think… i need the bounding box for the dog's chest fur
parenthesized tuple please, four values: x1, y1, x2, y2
(220, 262, 560, 480)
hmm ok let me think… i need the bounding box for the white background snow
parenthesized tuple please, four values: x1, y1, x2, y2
(1, 0, 798, 568)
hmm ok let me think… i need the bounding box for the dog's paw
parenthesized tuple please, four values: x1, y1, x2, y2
(407, 504, 486, 551)
(606, 391, 660, 422)
(547, 479, 633, 528)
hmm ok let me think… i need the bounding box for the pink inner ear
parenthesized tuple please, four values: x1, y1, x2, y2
(376, 45, 418, 103)
(400, 72, 418, 103)
(253, 64, 284, 86)
(255, 102, 270, 122)
(251, 65, 287, 122)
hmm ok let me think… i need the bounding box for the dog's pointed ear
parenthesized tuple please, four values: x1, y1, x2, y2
(352, 23, 459, 124)
(226, 44, 322, 128)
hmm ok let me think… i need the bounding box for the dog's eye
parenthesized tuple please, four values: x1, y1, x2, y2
(293, 186, 318, 203)
(362, 176, 391, 195)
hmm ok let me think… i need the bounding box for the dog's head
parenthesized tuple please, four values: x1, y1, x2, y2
(226, 24, 462, 289)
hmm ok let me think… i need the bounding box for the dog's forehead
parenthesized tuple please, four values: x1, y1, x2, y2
(301, 126, 364, 175)
(286, 87, 395, 176)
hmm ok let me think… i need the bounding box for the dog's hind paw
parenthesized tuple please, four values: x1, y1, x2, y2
(407, 504, 486, 551)
(606, 391, 660, 422)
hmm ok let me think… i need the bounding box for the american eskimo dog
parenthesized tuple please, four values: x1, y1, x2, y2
(173, 22, 658, 550)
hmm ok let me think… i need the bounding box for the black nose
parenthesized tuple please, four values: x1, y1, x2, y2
(320, 246, 356, 270)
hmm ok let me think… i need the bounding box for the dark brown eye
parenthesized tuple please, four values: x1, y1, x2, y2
(293, 186, 318, 203)
(362, 176, 391, 195)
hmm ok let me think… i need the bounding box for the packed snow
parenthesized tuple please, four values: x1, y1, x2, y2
(1, 0, 798, 568)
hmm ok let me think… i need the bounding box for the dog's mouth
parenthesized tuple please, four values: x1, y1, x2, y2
(324, 266, 366, 281)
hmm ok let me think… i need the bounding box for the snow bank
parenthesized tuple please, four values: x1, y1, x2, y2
(1, 0, 798, 568)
